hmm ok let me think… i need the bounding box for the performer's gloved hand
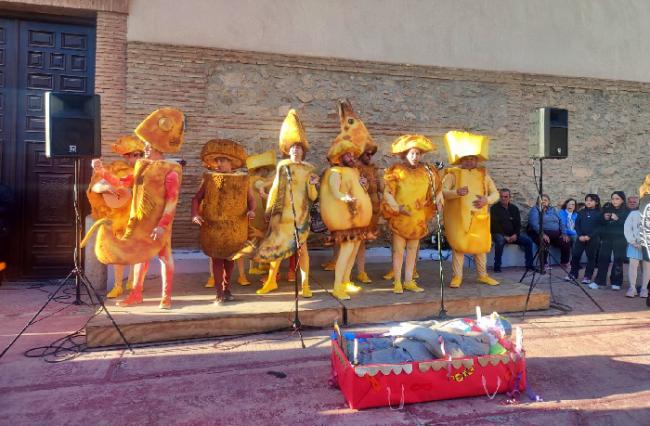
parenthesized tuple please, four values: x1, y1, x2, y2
(91, 158, 104, 174)
(192, 215, 205, 225)
(151, 226, 165, 241)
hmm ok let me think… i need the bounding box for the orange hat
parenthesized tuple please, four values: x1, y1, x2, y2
(391, 134, 435, 155)
(201, 139, 247, 170)
(111, 135, 145, 155)
(327, 138, 362, 165)
(135, 108, 185, 153)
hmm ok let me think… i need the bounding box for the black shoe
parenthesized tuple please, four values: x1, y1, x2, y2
(646, 296, 650, 308)
(493, 267, 502, 273)
(224, 290, 235, 301)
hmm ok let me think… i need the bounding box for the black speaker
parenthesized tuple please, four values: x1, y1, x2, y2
(530, 107, 568, 159)
(45, 92, 101, 158)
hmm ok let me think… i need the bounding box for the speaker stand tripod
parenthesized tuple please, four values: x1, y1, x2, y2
(0, 158, 132, 359)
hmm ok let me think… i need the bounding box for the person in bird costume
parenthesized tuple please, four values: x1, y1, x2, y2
(191, 139, 256, 304)
(83, 108, 184, 309)
(320, 100, 373, 300)
(381, 135, 443, 294)
(442, 130, 500, 288)
(87, 135, 145, 298)
(254, 109, 319, 297)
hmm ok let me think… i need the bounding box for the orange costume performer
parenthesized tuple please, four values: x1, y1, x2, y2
(191, 139, 255, 304)
(442, 131, 499, 288)
(254, 109, 319, 298)
(82, 108, 184, 309)
(320, 101, 373, 300)
(381, 135, 442, 294)
(86, 135, 144, 298)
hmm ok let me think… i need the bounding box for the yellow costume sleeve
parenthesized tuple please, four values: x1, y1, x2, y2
(381, 166, 400, 217)
(265, 171, 280, 215)
(328, 171, 347, 201)
(485, 175, 499, 205)
(442, 173, 460, 200)
(307, 181, 318, 202)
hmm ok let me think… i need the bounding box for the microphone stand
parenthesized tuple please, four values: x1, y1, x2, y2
(284, 164, 306, 348)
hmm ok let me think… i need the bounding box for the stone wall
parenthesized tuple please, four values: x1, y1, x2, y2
(125, 41, 650, 248)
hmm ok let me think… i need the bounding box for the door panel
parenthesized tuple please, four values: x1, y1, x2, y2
(12, 19, 95, 277)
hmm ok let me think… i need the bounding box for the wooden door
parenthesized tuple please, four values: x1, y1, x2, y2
(3, 18, 95, 278)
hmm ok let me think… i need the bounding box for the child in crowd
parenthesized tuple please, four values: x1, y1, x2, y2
(569, 194, 602, 284)
(560, 198, 578, 245)
(592, 191, 630, 290)
(623, 202, 649, 298)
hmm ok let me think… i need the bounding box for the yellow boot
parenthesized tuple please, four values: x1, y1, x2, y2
(403, 280, 424, 292)
(393, 280, 403, 294)
(383, 270, 394, 280)
(413, 270, 420, 279)
(345, 281, 362, 294)
(301, 281, 313, 298)
(237, 275, 251, 286)
(106, 283, 124, 299)
(449, 276, 462, 288)
(248, 266, 264, 275)
(332, 282, 350, 300)
(256, 276, 278, 295)
(204, 277, 215, 288)
(478, 275, 500, 286)
(356, 272, 372, 283)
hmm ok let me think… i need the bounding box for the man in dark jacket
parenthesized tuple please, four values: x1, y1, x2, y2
(490, 188, 534, 272)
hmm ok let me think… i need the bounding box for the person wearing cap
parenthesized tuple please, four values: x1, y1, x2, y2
(191, 139, 256, 304)
(320, 102, 373, 300)
(442, 131, 500, 288)
(254, 109, 319, 297)
(87, 135, 144, 298)
(382, 134, 443, 294)
(85, 108, 185, 309)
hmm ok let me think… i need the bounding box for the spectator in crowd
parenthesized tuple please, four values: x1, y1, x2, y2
(624, 200, 649, 298)
(527, 194, 572, 269)
(560, 198, 578, 245)
(592, 191, 630, 290)
(490, 188, 534, 272)
(627, 195, 639, 210)
(568, 194, 602, 284)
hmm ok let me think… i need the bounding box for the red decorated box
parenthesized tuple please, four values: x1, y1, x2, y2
(330, 333, 526, 410)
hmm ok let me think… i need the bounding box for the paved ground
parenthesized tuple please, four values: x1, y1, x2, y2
(1, 264, 649, 425)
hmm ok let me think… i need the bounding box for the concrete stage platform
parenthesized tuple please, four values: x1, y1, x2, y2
(86, 260, 550, 347)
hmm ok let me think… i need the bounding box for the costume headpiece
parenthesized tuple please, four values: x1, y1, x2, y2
(327, 138, 362, 166)
(135, 108, 185, 153)
(391, 134, 435, 155)
(111, 135, 145, 155)
(246, 150, 277, 170)
(279, 109, 309, 155)
(201, 139, 247, 170)
(443, 130, 489, 165)
(338, 99, 375, 154)
(640, 174, 650, 197)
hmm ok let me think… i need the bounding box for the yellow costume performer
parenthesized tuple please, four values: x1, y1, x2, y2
(87, 135, 144, 298)
(82, 108, 184, 309)
(320, 103, 373, 300)
(254, 109, 319, 297)
(246, 150, 276, 276)
(442, 131, 499, 288)
(192, 139, 255, 304)
(382, 135, 442, 294)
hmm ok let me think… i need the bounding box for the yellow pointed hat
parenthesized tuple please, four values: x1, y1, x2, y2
(391, 134, 435, 155)
(201, 139, 247, 170)
(111, 135, 145, 155)
(135, 108, 185, 153)
(443, 130, 489, 165)
(279, 109, 309, 155)
(246, 150, 277, 170)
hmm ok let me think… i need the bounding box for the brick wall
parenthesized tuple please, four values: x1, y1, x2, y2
(125, 41, 650, 249)
(96, 11, 128, 151)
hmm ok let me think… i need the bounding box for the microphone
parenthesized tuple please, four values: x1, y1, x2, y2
(434, 160, 445, 170)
